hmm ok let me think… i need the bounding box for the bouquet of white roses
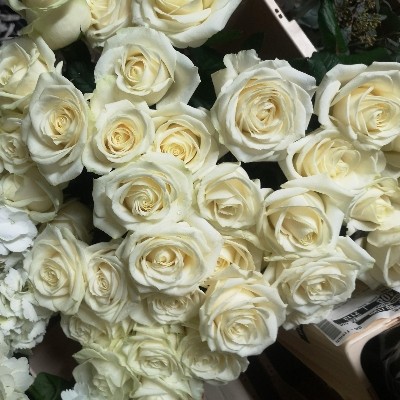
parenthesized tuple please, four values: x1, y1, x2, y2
(1, 0, 400, 399)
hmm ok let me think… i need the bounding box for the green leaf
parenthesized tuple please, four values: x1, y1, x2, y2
(205, 29, 243, 47)
(57, 40, 95, 95)
(337, 47, 393, 65)
(318, 0, 348, 54)
(26, 372, 72, 400)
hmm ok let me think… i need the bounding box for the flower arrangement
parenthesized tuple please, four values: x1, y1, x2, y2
(1, 0, 400, 399)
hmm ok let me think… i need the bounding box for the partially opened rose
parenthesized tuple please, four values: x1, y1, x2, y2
(22, 71, 91, 186)
(0, 131, 33, 174)
(199, 265, 286, 357)
(93, 152, 193, 238)
(94, 26, 200, 107)
(211, 50, 316, 162)
(315, 62, 400, 151)
(265, 236, 375, 329)
(131, 0, 242, 48)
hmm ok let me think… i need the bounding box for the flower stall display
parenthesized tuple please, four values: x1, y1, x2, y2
(1, 0, 400, 399)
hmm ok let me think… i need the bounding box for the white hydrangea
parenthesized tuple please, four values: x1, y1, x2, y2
(0, 262, 52, 352)
(0, 205, 37, 256)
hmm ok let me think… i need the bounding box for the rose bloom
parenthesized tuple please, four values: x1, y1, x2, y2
(65, 347, 139, 400)
(315, 62, 400, 151)
(22, 71, 91, 186)
(83, 99, 154, 175)
(0, 205, 36, 255)
(93, 152, 193, 238)
(199, 265, 286, 357)
(23, 225, 88, 315)
(346, 176, 400, 235)
(195, 162, 267, 232)
(0, 36, 56, 115)
(82, 241, 136, 323)
(265, 236, 374, 329)
(364, 228, 400, 288)
(0, 168, 63, 223)
(85, 0, 133, 48)
(94, 26, 200, 107)
(6, 0, 92, 50)
(150, 102, 219, 180)
(211, 50, 316, 162)
(280, 127, 386, 193)
(257, 186, 344, 256)
(0, 130, 34, 174)
(117, 215, 222, 296)
(179, 328, 249, 384)
(131, 0, 242, 48)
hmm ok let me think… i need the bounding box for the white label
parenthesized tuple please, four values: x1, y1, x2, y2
(314, 285, 400, 345)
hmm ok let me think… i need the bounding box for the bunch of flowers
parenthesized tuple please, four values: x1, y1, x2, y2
(1, 0, 400, 399)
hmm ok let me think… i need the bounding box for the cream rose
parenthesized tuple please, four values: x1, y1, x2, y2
(82, 241, 134, 323)
(280, 127, 386, 193)
(199, 265, 286, 357)
(150, 102, 219, 180)
(23, 225, 88, 314)
(94, 26, 200, 107)
(256, 186, 344, 255)
(7, 0, 92, 50)
(131, 0, 242, 48)
(265, 236, 375, 329)
(0, 131, 34, 174)
(0, 168, 63, 223)
(117, 215, 222, 296)
(85, 0, 133, 48)
(364, 228, 400, 288)
(71, 347, 139, 400)
(83, 100, 154, 175)
(211, 50, 316, 162)
(93, 152, 193, 238)
(346, 176, 400, 234)
(22, 71, 91, 186)
(315, 62, 400, 151)
(195, 162, 267, 233)
(0, 36, 56, 115)
(179, 328, 249, 384)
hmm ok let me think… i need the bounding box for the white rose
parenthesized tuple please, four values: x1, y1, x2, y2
(346, 176, 400, 235)
(82, 241, 135, 323)
(11, 0, 92, 50)
(132, 376, 203, 400)
(94, 27, 200, 107)
(0, 353, 33, 400)
(195, 162, 267, 232)
(22, 71, 91, 186)
(0, 205, 37, 255)
(150, 102, 219, 180)
(131, 0, 242, 48)
(364, 228, 400, 288)
(382, 135, 400, 175)
(24, 225, 88, 314)
(211, 50, 316, 162)
(199, 265, 286, 357)
(280, 127, 386, 194)
(43, 198, 93, 244)
(256, 186, 344, 255)
(83, 99, 154, 175)
(0, 168, 63, 223)
(72, 347, 139, 400)
(117, 215, 222, 296)
(85, 0, 133, 48)
(0, 36, 56, 114)
(315, 62, 400, 151)
(0, 131, 34, 174)
(179, 328, 249, 384)
(93, 152, 193, 238)
(265, 236, 375, 329)
(144, 289, 204, 325)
